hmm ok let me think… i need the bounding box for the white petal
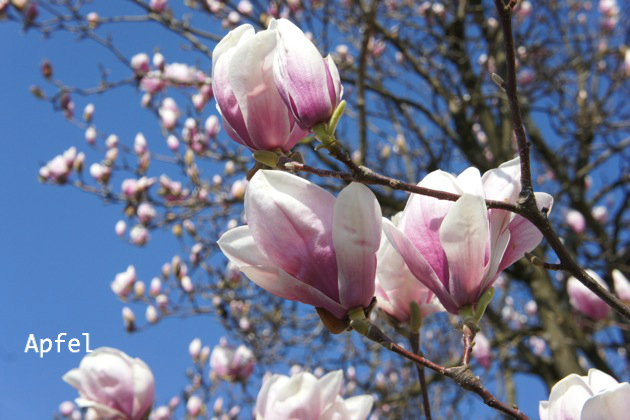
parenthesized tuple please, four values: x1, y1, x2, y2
(333, 183, 382, 309)
(440, 194, 489, 307)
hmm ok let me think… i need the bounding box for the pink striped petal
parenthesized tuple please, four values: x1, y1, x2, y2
(498, 192, 554, 273)
(245, 171, 339, 301)
(399, 170, 460, 282)
(440, 194, 489, 308)
(383, 219, 458, 314)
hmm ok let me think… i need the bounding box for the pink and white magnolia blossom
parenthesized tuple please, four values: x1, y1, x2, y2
(137, 202, 156, 224)
(384, 158, 553, 314)
(130, 225, 150, 246)
(255, 370, 373, 420)
(540, 368, 630, 420)
(375, 212, 443, 323)
(613, 269, 630, 303)
(130, 53, 150, 74)
(473, 332, 491, 369)
(150, 0, 167, 13)
(163, 63, 197, 85)
(63, 347, 155, 420)
(212, 24, 307, 151)
(271, 18, 343, 129)
(218, 170, 382, 320)
(111, 265, 136, 298)
(567, 270, 610, 321)
(566, 209, 586, 234)
(209, 339, 255, 382)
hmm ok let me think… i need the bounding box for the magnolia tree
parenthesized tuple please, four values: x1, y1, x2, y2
(4, 0, 630, 418)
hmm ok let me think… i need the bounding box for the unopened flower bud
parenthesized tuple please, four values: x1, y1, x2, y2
(106, 134, 119, 149)
(85, 126, 97, 145)
(146, 305, 158, 324)
(134, 280, 145, 297)
(122, 306, 136, 330)
(59, 401, 75, 416)
(181, 276, 193, 293)
(166, 135, 179, 152)
(189, 338, 202, 360)
(86, 12, 99, 28)
(130, 225, 150, 246)
(41, 59, 53, 79)
(134, 133, 148, 155)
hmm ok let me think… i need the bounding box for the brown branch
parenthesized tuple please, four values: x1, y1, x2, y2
(493, 0, 533, 195)
(354, 321, 529, 419)
(409, 332, 432, 420)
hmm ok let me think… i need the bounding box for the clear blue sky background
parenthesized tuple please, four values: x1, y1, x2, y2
(0, 3, 226, 418)
(0, 3, 549, 419)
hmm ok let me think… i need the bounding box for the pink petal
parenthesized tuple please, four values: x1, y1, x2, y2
(399, 170, 460, 282)
(497, 192, 554, 273)
(241, 266, 347, 319)
(439, 194, 489, 308)
(217, 225, 273, 268)
(383, 220, 458, 314)
(333, 183, 382, 310)
(245, 170, 339, 301)
(228, 30, 304, 151)
(272, 18, 334, 128)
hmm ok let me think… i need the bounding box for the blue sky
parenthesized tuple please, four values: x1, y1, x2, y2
(0, 3, 554, 419)
(0, 5, 226, 418)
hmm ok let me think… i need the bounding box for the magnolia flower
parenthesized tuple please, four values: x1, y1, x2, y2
(473, 332, 491, 369)
(271, 18, 342, 129)
(613, 270, 630, 302)
(164, 63, 197, 85)
(212, 24, 307, 151)
(375, 213, 443, 323)
(111, 265, 136, 298)
(540, 368, 630, 420)
(567, 270, 610, 320)
(218, 170, 382, 321)
(384, 158, 553, 314)
(150, 0, 167, 13)
(255, 370, 373, 420)
(63, 347, 154, 420)
(130, 225, 150, 246)
(137, 202, 156, 224)
(566, 210, 586, 234)
(210, 340, 255, 382)
(131, 53, 150, 74)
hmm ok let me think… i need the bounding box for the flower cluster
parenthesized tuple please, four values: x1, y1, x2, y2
(220, 158, 552, 328)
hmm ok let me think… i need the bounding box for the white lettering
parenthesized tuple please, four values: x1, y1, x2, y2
(24, 334, 38, 353)
(83, 333, 92, 352)
(56, 333, 66, 352)
(68, 338, 80, 352)
(40, 338, 52, 358)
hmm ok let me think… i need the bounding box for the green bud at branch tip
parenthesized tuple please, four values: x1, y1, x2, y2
(473, 287, 495, 324)
(327, 100, 346, 136)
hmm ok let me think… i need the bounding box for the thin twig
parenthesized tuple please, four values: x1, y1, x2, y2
(409, 332, 432, 420)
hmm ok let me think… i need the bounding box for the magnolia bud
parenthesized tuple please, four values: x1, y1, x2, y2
(189, 338, 202, 360)
(134, 281, 145, 297)
(122, 307, 135, 331)
(146, 305, 158, 324)
(86, 12, 99, 28)
(85, 126, 97, 145)
(83, 103, 95, 122)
